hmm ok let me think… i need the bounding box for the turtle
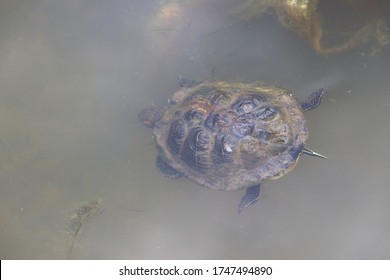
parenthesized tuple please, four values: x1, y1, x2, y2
(138, 78, 326, 212)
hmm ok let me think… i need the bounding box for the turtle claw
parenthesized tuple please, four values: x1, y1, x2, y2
(238, 184, 261, 213)
(302, 147, 327, 159)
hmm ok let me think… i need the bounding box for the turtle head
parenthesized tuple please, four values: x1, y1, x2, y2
(138, 105, 165, 128)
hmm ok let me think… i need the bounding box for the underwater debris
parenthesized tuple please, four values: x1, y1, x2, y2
(233, 0, 390, 55)
(67, 200, 102, 259)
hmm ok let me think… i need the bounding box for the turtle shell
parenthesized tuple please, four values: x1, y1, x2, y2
(153, 81, 308, 191)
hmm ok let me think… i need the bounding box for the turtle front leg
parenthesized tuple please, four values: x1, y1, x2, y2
(156, 155, 183, 179)
(238, 184, 261, 213)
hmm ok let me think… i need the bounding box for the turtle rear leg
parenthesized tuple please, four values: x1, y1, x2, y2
(299, 87, 326, 111)
(156, 155, 182, 179)
(238, 184, 261, 213)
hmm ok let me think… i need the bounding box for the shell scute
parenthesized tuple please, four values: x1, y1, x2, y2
(167, 118, 187, 155)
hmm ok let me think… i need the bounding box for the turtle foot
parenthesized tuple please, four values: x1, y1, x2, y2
(300, 87, 326, 111)
(238, 184, 261, 213)
(156, 155, 182, 179)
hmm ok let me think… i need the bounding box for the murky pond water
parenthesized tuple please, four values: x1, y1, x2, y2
(1, 0, 390, 259)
